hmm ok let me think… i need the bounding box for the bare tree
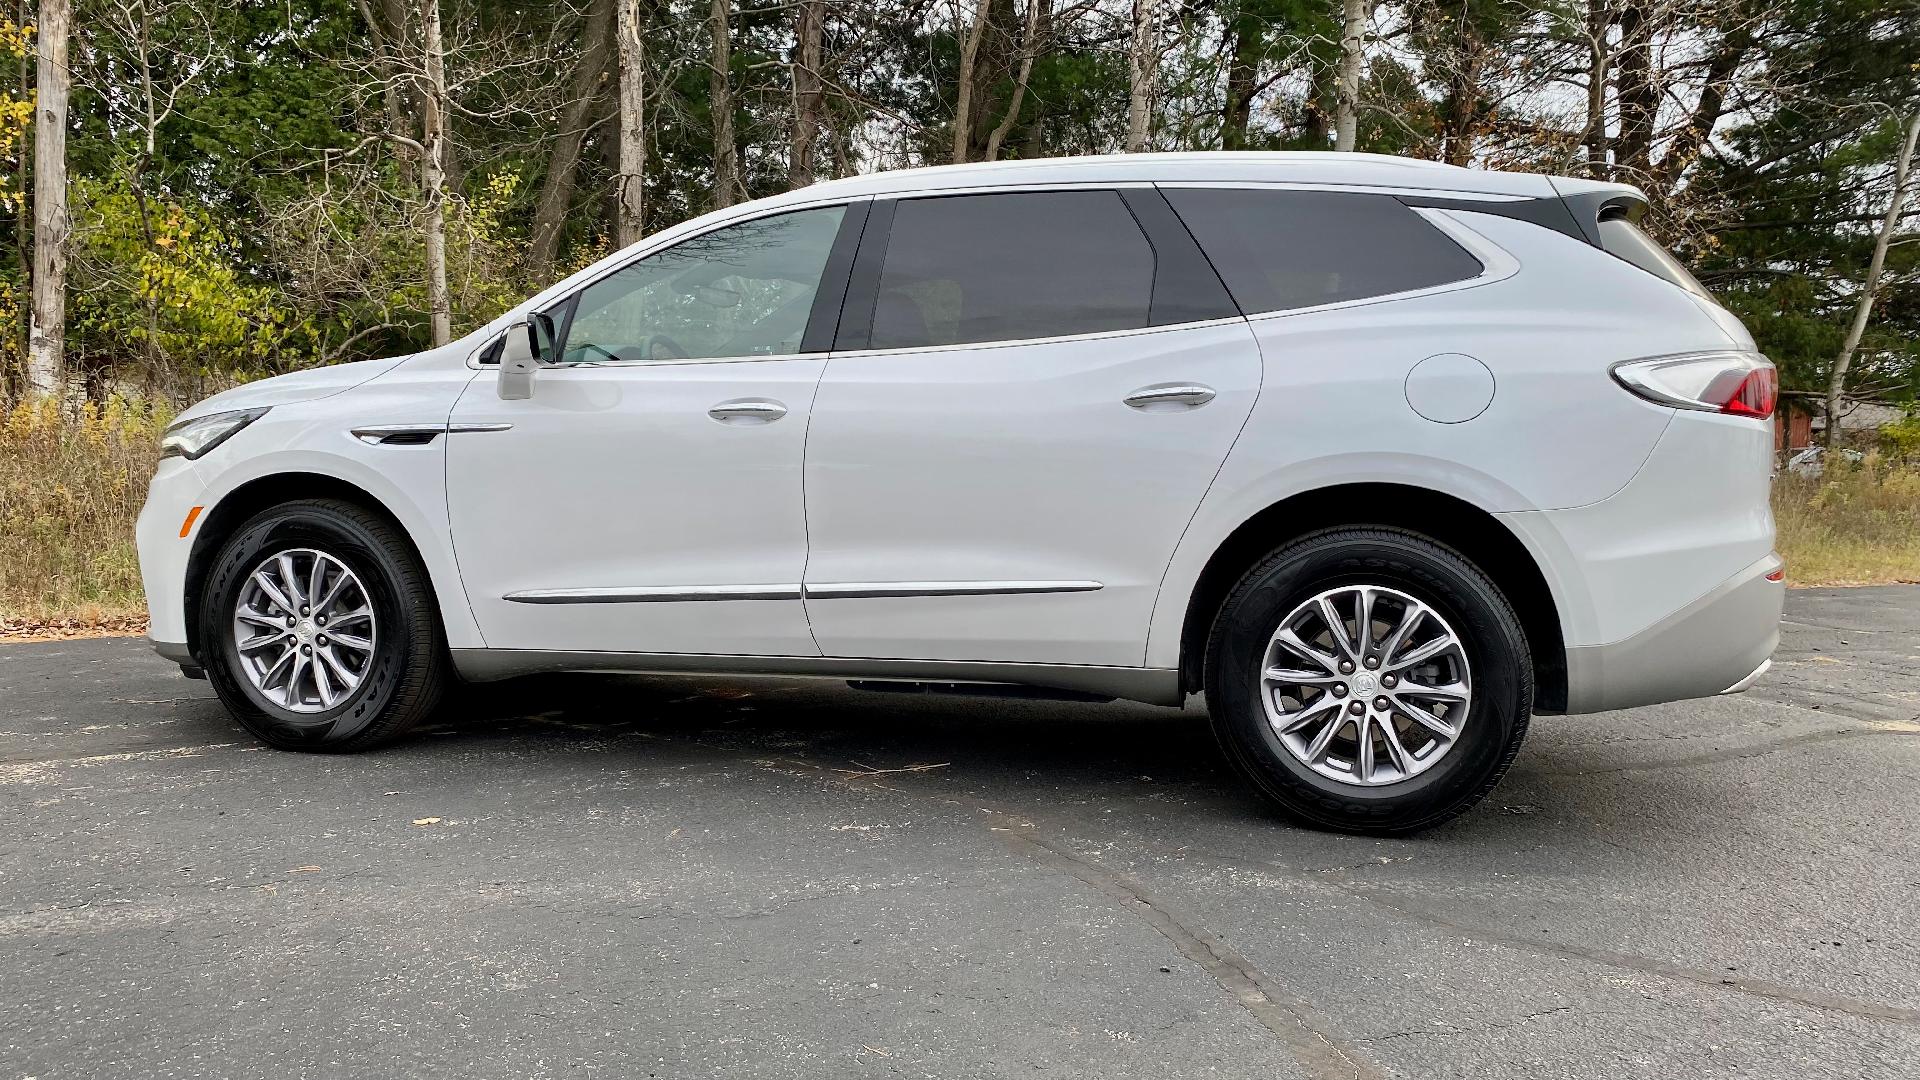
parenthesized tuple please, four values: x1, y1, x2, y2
(1826, 112, 1920, 447)
(1126, 0, 1157, 152)
(708, 0, 739, 209)
(1583, 0, 1610, 176)
(789, 0, 825, 187)
(1334, 0, 1364, 152)
(951, 0, 992, 163)
(985, 0, 1045, 160)
(528, 0, 615, 281)
(26, 0, 69, 399)
(615, 0, 648, 244)
(419, 0, 452, 346)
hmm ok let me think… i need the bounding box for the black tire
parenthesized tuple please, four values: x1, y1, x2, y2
(198, 498, 449, 751)
(1203, 527, 1531, 835)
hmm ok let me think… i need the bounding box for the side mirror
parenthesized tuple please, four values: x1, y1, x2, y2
(497, 312, 558, 400)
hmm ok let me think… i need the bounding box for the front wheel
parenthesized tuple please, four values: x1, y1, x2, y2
(1204, 527, 1532, 835)
(199, 498, 449, 751)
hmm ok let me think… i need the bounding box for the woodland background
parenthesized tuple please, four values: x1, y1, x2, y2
(0, 0, 1918, 626)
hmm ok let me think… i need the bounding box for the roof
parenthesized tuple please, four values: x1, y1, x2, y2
(795, 151, 1564, 202)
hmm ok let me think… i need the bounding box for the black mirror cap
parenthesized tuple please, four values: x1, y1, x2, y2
(528, 311, 558, 363)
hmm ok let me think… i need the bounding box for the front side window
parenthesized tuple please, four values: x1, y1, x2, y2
(1164, 188, 1483, 315)
(558, 204, 846, 363)
(868, 191, 1155, 349)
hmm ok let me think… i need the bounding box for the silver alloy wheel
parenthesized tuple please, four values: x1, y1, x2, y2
(230, 548, 378, 714)
(1258, 584, 1472, 787)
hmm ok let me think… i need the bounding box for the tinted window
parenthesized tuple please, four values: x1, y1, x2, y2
(1164, 188, 1482, 314)
(560, 205, 845, 363)
(869, 191, 1153, 349)
(1597, 215, 1713, 300)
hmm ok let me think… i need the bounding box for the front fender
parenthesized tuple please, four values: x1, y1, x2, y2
(187, 367, 485, 650)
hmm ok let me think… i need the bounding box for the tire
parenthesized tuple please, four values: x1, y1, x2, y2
(198, 498, 449, 752)
(1203, 527, 1531, 835)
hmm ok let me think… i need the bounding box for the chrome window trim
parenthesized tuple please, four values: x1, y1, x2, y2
(825, 315, 1248, 360)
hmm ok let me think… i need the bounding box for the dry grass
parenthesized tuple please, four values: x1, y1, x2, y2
(1772, 455, 1920, 587)
(0, 401, 1915, 637)
(0, 396, 168, 633)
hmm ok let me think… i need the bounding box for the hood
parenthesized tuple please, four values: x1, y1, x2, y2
(174, 355, 413, 423)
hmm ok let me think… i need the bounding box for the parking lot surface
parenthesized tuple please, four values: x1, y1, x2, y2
(3, 587, 1918, 1079)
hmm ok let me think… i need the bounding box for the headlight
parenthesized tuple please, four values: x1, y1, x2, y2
(159, 407, 270, 460)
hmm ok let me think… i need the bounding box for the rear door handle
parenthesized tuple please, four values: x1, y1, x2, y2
(1124, 384, 1216, 409)
(708, 399, 788, 423)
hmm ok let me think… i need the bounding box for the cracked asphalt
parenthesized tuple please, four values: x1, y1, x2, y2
(3, 586, 1917, 1079)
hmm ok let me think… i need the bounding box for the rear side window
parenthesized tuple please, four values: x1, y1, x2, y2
(1596, 215, 1713, 300)
(1164, 188, 1483, 314)
(869, 191, 1154, 348)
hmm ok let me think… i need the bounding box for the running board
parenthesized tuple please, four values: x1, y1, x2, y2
(845, 680, 1113, 703)
(448, 649, 1183, 706)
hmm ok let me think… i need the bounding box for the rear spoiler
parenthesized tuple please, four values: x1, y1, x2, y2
(1546, 176, 1650, 250)
(1392, 176, 1648, 252)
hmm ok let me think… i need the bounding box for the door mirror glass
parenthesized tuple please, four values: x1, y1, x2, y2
(497, 312, 559, 400)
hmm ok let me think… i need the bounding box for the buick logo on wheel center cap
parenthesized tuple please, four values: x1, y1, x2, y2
(1354, 672, 1378, 696)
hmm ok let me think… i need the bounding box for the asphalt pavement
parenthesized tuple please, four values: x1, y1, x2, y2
(3, 586, 1918, 1079)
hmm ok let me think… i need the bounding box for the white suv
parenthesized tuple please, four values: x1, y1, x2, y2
(136, 152, 1783, 834)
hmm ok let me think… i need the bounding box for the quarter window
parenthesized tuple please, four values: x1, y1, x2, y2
(868, 191, 1154, 349)
(558, 205, 846, 363)
(1164, 188, 1483, 314)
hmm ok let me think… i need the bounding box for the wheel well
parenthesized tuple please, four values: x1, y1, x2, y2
(182, 473, 427, 663)
(1178, 484, 1568, 712)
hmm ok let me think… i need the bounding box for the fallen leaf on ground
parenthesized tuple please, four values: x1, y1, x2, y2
(412, 817, 443, 827)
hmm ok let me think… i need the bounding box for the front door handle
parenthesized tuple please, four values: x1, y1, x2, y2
(708, 399, 788, 424)
(1124, 383, 1216, 409)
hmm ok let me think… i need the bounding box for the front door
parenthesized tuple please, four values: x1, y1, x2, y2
(446, 202, 854, 656)
(801, 189, 1262, 667)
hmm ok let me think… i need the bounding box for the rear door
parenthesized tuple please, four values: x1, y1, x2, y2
(800, 187, 1262, 667)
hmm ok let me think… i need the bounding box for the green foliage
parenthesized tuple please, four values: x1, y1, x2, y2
(68, 178, 315, 386)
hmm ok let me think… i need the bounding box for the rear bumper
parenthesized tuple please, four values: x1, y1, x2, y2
(1561, 554, 1783, 714)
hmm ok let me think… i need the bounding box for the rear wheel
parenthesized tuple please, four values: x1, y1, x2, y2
(199, 498, 448, 751)
(1204, 527, 1531, 835)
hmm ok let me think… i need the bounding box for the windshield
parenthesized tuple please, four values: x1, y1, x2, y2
(1596, 215, 1714, 301)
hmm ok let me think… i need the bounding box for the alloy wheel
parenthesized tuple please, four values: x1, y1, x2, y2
(230, 548, 378, 714)
(1258, 584, 1472, 786)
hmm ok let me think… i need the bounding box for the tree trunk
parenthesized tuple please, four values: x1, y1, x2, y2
(15, 0, 33, 366)
(1584, 0, 1610, 177)
(1825, 112, 1920, 448)
(1651, 22, 1754, 200)
(1220, 4, 1262, 152)
(708, 0, 739, 209)
(528, 0, 616, 281)
(984, 0, 1044, 161)
(1440, 50, 1480, 167)
(420, 0, 452, 347)
(1613, 0, 1657, 180)
(789, 0, 825, 187)
(1334, 0, 1364, 152)
(1126, 0, 1157, 152)
(951, 0, 992, 164)
(26, 0, 70, 399)
(615, 0, 648, 245)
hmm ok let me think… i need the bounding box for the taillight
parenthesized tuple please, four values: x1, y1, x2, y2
(1612, 351, 1776, 420)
